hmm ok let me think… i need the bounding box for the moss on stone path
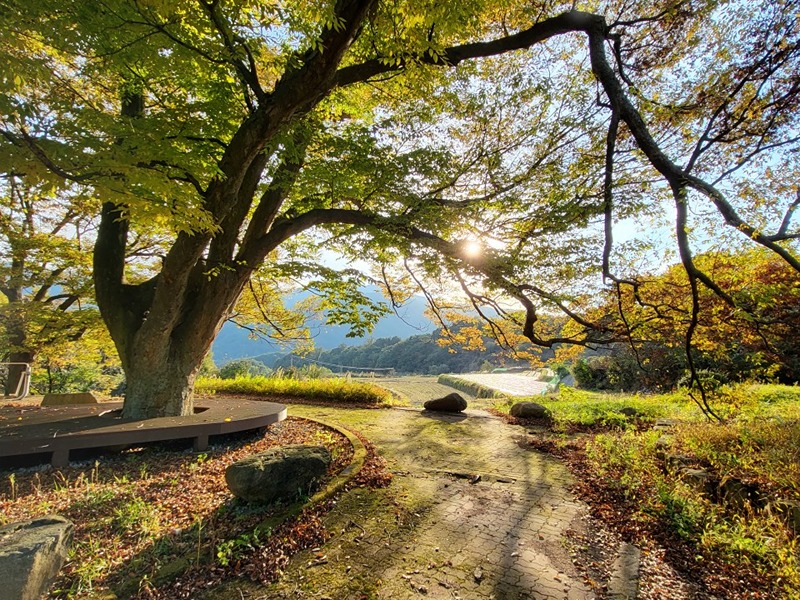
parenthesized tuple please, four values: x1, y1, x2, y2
(203, 405, 598, 599)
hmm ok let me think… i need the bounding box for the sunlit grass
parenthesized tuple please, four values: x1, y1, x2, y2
(493, 383, 800, 429)
(568, 383, 800, 595)
(196, 375, 394, 405)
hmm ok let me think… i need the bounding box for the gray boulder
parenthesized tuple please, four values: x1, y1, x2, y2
(226, 444, 331, 504)
(617, 406, 639, 418)
(509, 402, 550, 419)
(0, 515, 73, 600)
(679, 467, 716, 497)
(424, 393, 467, 413)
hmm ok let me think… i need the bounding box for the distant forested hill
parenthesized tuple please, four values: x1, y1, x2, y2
(271, 332, 552, 375)
(212, 288, 433, 362)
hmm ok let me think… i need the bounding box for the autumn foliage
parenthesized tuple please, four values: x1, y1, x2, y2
(581, 250, 800, 389)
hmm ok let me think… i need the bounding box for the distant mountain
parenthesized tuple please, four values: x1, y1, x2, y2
(271, 330, 555, 375)
(211, 287, 434, 363)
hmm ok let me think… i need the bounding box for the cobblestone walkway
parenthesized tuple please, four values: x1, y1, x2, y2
(269, 405, 596, 600)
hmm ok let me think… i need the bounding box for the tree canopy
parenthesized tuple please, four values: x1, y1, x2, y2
(0, 174, 108, 395)
(2, 0, 798, 416)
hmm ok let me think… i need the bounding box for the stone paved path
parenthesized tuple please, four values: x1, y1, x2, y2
(265, 405, 597, 600)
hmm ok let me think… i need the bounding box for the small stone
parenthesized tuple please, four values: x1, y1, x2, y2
(665, 454, 694, 471)
(654, 436, 672, 459)
(424, 393, 468, 413)
(509, 402, 550, 419)
(679, 468, 716, 497)
(653, 418, 679, 431)
(473, 567, 484, 582)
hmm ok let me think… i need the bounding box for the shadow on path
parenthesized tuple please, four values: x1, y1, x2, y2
(250, 405, 595, 600)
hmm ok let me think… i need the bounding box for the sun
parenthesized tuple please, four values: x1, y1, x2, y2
(461, 240, 483, 258)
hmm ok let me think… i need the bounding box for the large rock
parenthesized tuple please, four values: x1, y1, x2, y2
(225, 444, 331, 504)
(41, 392, 98, 406)
(424, 393, 467, 413)
(509, 402, 550, 419)
(0, 515, 74, 600)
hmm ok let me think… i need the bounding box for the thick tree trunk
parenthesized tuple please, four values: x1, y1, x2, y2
(92, 1, 376, 419)
(116, 289, 242, 418)
(122, 353, 199, 418)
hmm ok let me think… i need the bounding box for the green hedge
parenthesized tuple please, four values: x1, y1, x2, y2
(437, 374, 506, 398)
(195, 375, 393, 405)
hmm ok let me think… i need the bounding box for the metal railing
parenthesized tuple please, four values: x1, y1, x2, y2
(1, 362, 32, 400)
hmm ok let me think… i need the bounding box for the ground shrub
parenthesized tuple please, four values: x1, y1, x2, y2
(218, 358, 271, 380)
(582, 390, 800, 596)
(437, 374, 506, 398)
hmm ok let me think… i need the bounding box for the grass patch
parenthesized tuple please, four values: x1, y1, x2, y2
(494, 383, 800, 431)
(493, 386, 695, 430)
(571, 384, 800, 596)
(196, 375, 393, 405)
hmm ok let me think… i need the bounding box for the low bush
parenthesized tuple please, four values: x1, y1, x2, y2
(218, 358, 270, 380)
(493, 386, 694, 430)
(195, 375, 392, 405)
(436, 374, 506, 398)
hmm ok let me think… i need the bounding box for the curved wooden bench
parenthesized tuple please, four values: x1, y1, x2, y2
(0, 398, 286, 468)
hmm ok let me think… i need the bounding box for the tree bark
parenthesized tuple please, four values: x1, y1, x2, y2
(122, 348, 202, 419)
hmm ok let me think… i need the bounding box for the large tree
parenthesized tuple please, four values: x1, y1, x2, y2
(2, 0, 798, 417)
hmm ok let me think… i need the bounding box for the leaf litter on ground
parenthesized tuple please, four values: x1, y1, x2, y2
(0, 416, 379, 598)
